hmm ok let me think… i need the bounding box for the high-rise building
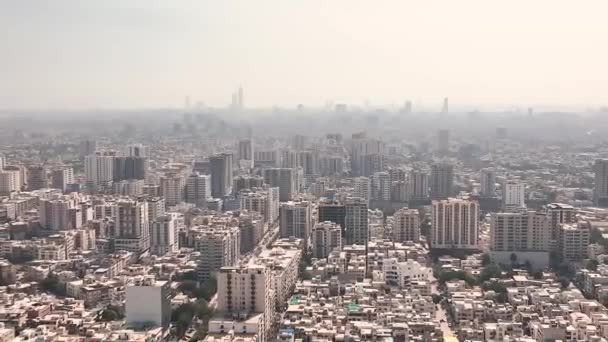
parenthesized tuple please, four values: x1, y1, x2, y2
(353, 177, 371, 204)
(502, 180, 526, 212)
(233, 175, 265, 194)
(279, 201, 312, 240)
(391, 181, 408, 202)
(50, 167, 74, 193)
(372, 171, 391, 201)
(490, 211, 551, 253)
(79, 140, 97, 159)
(441, 97, 449, 114)
(239, 187, 279, 224)
(126, 276, 171, 328)
(150, 213, 181, 256)
(238, 211, 264, 254)
(113, 156, 147, 181)
(431, 197, 478, 250)
(0, 155, 5, 170)
(185, 173, 211, 207)
(39, 195, 81, 230)
(437, 129, 450, 155)
(279, 149, 298, 168)
(112, 179, 144, 196)
(391, 208, 420, 242)
(545, 203, 576, 248)
(85, 152, 115, 191)
(146, 197, 166, 226)
(0, 170, 19, 195)
(350, 136, 384, 176)
(479, 168, 496, 197)
(194, 227, 240, 281)
(430, 163, 453, 200)
(160, 173, 185, 207)
(594, 159, 608, 207)
(263, 168, 296, 202)
(408, 169, 430, 201)
(319, 156, 344, 176)
(312, 221, 343, 259)
(127, 144, 150, 158)
(318, 199, 346, 236)
(114, 199, 150, 255)
(254, 150, 278, 168)
(210, 153, 234, 198)
(559, 222, 589, 261)
(238, 139, 254, 169)
(26, 164, 48, 190)
(297, 150, 319, 176)
(213, 265, 272, 341)
(345, 197, 369, 245)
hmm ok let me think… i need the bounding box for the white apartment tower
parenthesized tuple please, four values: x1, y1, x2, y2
(160, 173, 186, 207)
(480, 168, 496, 197)
(279, 201, 312, 240)
(431, 197, 479, 250)
(502, 180, 526, 212)
(185, 173, 211, 207)
(151, 213, 181, 256)
(354, 177, 371, 204)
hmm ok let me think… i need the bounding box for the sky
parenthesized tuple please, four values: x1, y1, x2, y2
(1, 0, 607, 110)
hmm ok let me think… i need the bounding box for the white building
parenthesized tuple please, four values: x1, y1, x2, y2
(312, 221, 342, 259)
(502, 180, 526, 212)
(85, 152, 114, 191)
(372, 172, 391, 201)
(185, 173, 211, 207)
(160, 173, 185, 207)
(431, 197, 479, 250)
(279, 201, 312, 240)
(383, 258, 432, 288)
(151, 213, 181, 256)
(0, 171, 19, 195)
(480, 168, 496, 197)
(126, 276, 171, 328)
(114, 199, 150, 255)
(560, 222, 590, 261)
(353, 177, 371, 204)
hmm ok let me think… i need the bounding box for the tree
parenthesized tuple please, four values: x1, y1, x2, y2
(481, 254, 491, 266)
(432, 294, 442, 304)
(558, 276, 571, 289)
(587, 259, 599, 271)
(479, 263, 502, 283)
(40, 273, 66, 296)
(510, 253, 518, 267)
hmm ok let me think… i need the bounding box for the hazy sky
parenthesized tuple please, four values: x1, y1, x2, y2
(1, 0, 607, 110)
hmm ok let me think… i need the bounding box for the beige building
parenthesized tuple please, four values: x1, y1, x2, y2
(279, 201, 312, 240)
(431, 197, 478, 250)
(312, 221, 342, 259)
(391, 208, 420, 243)
(560, 222, 590, 261)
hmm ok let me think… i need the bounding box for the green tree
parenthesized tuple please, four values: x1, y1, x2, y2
(481, 254, 491, 266)
(587, 259, 599, 271)
(510, 253, 518, 267)
(432, 294, 442, 304)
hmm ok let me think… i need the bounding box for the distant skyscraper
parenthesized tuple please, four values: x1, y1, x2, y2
(114, 199, 150, 254)
(353, 177, 371, 204)
(0, 155, 4, 170)
(79, 140, 97, 159)
(318, 199, 346, 237)
(431, 197, 479, 250)
(479, 168, 496, 197)
(151, 213, 180, 256)
(437, 129, 450, 155)
(238, 85, 244, 110)
(210, 153, 234, 198)
(312, 221, 343, 259)
(0, 170, 19, 195)
(113, 156, 147, 181)
(85, 151, 115, 191)
(408, 169, 430, 201)
(238, 139, 254, 168)
(594, 159, 608, 207)
(441, 97, 449, 114)
(279, 201, 312, 239)
(345, 197, 369, 245)
(51, 167, 74, 193)
(392, 208, 420, 242)
(430, 163, 454, 200)
(372, 172, 391, 201)
(160, 173, 186, 207)
(26, 164, 48, 190)
(502, 180, 526, 212)
(127, 144, 150, 158)
(263, 168, 296, 201)
(185, 173, 211, 207)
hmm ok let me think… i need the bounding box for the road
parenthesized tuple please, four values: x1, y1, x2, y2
(431, 277, 456, 340)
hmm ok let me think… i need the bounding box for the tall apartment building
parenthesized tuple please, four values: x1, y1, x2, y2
(0, 171, 19, 195)
(345, 197, 369, 245)
(502, 180, 526, 212)
(318, 200, 346, 237)
(319, 156, 344, 176)
(26, 164, 48, 190)
(490, 211, 551, 253)
(194, 227, 240, 281)
(545, 203, 576, 249)
(113, 156, 147, 181)
(240, 188, 279, 224)
(126, 143, 150, 158)
(126, 276, 171, 329)
(39, 195, 82, 230)
(480, 168, 496, 197)
(391, 181, 408, 202)
(50, 167, 74, 193)
(210, 153, 234, 198)
(239, 211, 264, 254)
(263, 168, 296, 202)
(437, 129, 450, 155)
(560, 222, 589, 261)
(431, 197, 479, 250)
(254, 150, 278, 168)
(594, 159, 608, 207)
(279, 201, 312, 240)
(297, 150, 319, 176)
(280, 149, 298, 168)
(213, 265, 272, 341)
(113, 199, 150, 255)
(112, 179, 144, 196)
(238, 139, 254, 169)
(312, 221, 343, 259)
(160, 173, 185, 207)
(350, 135, 384, 176)
(233, 175, 264, 194)
(79, 139, 97, 159)
(85, 152, 115, 191)
(353, 177, 371, 204)
(150, 213, 181, 256)
(408, 169, 430, 201)
(391, 208, 420, 242)
(430, 163, 453, 200)
(185, 173, 211, 207)
(372, 171, 391, 201)
(0, 155, 5, 170)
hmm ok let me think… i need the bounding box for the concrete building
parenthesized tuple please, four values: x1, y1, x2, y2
(0, 171, 19, 195)
(185, 173, 211, 207)
(279, 201, 312, 240)
(238, 139, 254, 169)
(112, 179, 144, 196)
(160, 173, 185, 207)
(210, 153, 234, 198)
(114, 199, 150, 255)
(431, 197, 479, 250)
(26, 164, 48, 191)
(85, 152, 115, 191)
(39, 196, 82, 231)
(371, 171, 391, 201)
(345, 197, 369, 245)
(560, 222, 590, 261)
(437, 129, 450, 155)
(391, 208, 420, 242)
(502, 180, 526, 212)
(480, 168, 496, 197)
(113, 156, 147, 181)
(353, 177, 371, 204)
(408, 169, 430, 201)
(318, 200, 346, 237)
(383, 258, 432, 288)
(239, 211, 264, 254)
(233, 175, 264, 194)
(151, 213, 180, 256)
(430, 163, 453, 200)
(312, 221, 342, 259)
(240, 188, 279, 224)
(594, 159, 608, 207)
(263, 168, 296, 201)
(126, 276, 171, 328)
(194, 227, 240, 281)
(50, 167, 74, 193)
